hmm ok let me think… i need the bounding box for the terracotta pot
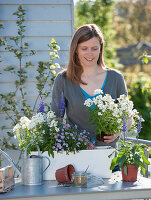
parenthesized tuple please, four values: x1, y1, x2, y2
(96, 132, 108, 142)
(121, 165, 138, 181)
(55, 164, 75, 183)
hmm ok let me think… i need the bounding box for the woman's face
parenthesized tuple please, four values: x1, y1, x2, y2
(77, 37, 101, 68)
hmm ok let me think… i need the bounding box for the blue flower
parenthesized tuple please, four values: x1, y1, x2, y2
(76, 143, 80, 147)
(59, 91, 66, 118)
(39, 98, 44, 113)
(57, 143, 62, 149)
(122, 115, 127, 139)
(137, 116, 142, 139)
(63, 124, 70, 129)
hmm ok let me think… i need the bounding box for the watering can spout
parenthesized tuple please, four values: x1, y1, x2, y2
(0, 149, 21, 176)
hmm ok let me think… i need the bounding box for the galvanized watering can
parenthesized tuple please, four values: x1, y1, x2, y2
(22, 143, 50, 185)
(0, 143, 50, 185)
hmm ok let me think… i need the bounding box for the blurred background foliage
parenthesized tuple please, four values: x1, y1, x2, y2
(125, 72, 151, 140)
(74, 0, 151, 140)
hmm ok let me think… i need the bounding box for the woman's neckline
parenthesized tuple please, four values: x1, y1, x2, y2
(80, 70, 108, 97)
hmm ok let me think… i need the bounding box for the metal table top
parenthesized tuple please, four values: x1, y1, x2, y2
(1, 173, 151, 200)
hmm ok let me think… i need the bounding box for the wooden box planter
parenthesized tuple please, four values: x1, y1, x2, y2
(41, 147, 115, 180)
(0, 166, 14, 193)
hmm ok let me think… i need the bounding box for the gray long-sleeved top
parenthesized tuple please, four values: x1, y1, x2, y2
(51, 69, 127, 147)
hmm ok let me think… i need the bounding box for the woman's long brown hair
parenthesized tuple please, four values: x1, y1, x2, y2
(66, 24, 105, 84)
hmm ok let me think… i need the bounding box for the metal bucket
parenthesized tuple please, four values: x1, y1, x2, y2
(22, 143, 50, 185)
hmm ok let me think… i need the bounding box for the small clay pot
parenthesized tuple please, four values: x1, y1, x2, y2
(55, 164, 75, 183)
(96, 132, 108, 142)
(121, 165, 138, 181)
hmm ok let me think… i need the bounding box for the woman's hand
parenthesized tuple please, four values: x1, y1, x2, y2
(103, 132, 120, 144)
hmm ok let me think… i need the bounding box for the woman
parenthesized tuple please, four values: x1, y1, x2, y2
(51, 24, 127, 148)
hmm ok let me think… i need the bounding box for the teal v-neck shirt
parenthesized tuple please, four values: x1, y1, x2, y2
(51, 69, 127, 148)
(81, 71, 108, 100)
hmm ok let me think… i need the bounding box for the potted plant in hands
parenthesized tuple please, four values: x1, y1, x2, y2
(84, 89, 137, 142)
(109, 116, 150, 181)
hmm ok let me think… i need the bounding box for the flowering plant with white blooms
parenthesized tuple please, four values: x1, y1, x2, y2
(13, 99, 89, 157)
(84, 89, 139, 136)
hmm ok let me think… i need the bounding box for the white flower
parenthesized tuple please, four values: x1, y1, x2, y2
(55, 63, 60, 68)
(49, 52, 55, 56)
(56, 45, 60, 50)
(55, 127, 60, 132)
(50, 65, 56, 69)
(55, 55, 59, 59)
(51, 70, 56, 74)
(117, 119, 122, 123)
(94, 89, 103, 95)
(132, 109, 139, 116)
(13, 123, 21, 132)
(30, 113, 45, 129)
(20, 116, 30, 129)
(47, 111, 56, 119)
(50, 119, 58, 127)
(103, 94, 114, 103)
(84, 98, 93, 107)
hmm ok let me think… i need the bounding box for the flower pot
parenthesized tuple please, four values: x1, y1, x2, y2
(55, 164, 75, 183)
(96, 132, 108, 142)
(41, 147, 114, 180)
(121, 165, 138, 181)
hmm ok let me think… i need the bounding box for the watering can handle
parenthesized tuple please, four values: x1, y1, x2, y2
(42, 156, 51, 173)
(0, 149, 21, 176)
(25, 143, 41, 158)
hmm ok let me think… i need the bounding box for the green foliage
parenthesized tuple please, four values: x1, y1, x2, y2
(0, 6, 60, 150)
(109, 139, 150, 175)
(75, 0, 122, 69)
(125, 73, 151, 140)
(139, 53, 151, 64)
(113, 0, 151, 47)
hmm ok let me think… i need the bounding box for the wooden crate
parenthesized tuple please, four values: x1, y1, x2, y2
(0, 166, 14, 193)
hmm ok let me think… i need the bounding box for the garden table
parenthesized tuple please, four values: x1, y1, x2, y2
(0, 172, 151, 200)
